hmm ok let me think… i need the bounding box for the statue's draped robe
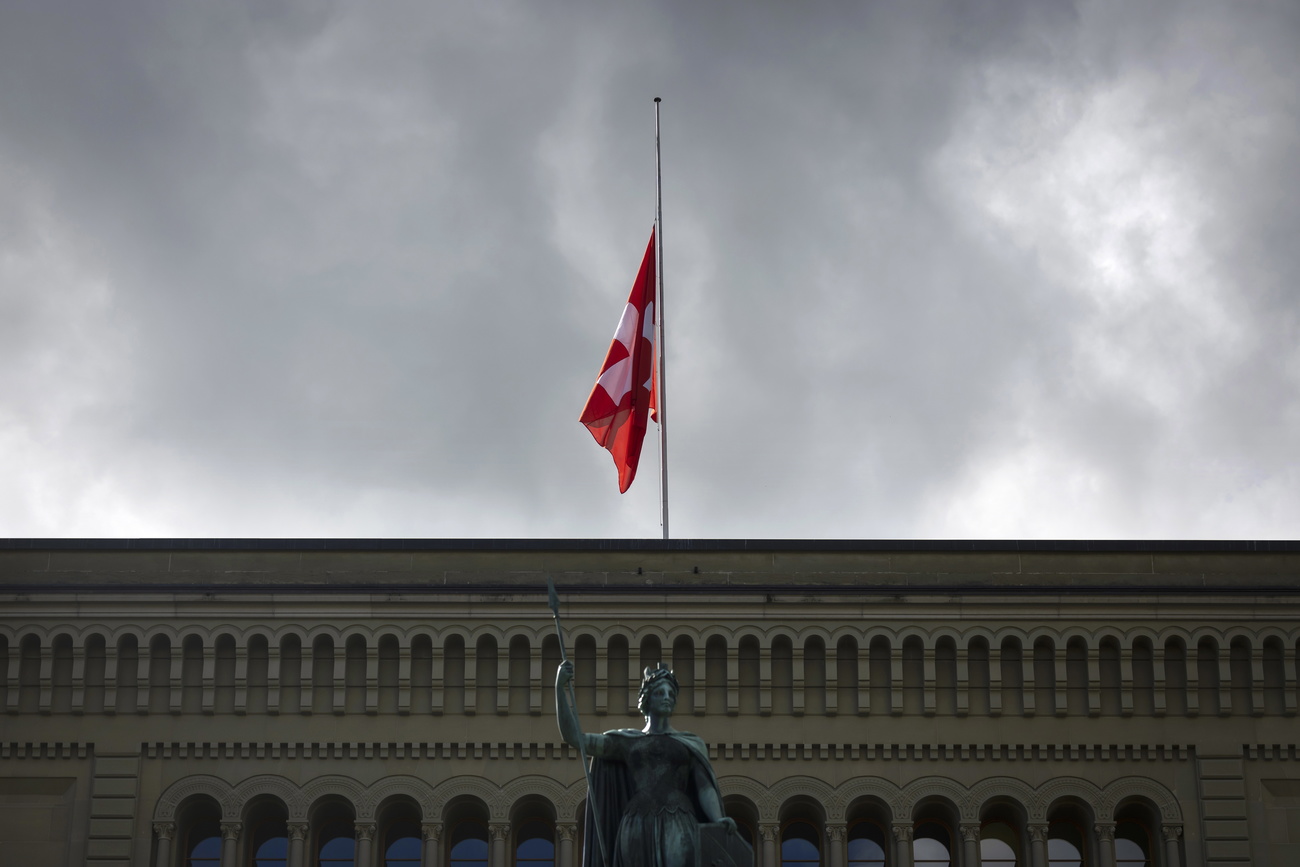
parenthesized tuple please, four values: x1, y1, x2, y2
(581, 729, 724, 867)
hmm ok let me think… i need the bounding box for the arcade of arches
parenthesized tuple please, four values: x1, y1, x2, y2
(2, 539, 1299, 865)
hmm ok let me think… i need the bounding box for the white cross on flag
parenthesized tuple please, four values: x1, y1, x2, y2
(579, 229, 658, 493)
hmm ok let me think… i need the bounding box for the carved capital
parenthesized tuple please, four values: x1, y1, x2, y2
(490, 823, 511, 841)
(760, 824, 780, 843)
(556, 823, 578, 843)
(153, 821, 176, 841)
(892, 824, 914, 843)
(959, 823, 981, 843)
(221, 821, 242, 841)
(355, 822, 376, 842)
(1095, 822, 1116, 842)
(826, 824, 846, 843)
(288, 822, 309, 841)
(1028, 824, 1049, 843)
(423, 822, 444, 843)
(1162, 824, 1183, 842)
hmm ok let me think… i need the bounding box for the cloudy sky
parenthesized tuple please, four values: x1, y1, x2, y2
(1, 1, 1297, 540)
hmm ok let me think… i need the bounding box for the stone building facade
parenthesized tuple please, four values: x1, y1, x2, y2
(2, 539, 1298, 867)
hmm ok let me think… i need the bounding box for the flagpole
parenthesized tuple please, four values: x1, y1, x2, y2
(654, 97, 669, 542)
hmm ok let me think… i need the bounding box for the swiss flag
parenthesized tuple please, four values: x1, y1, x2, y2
(579, 229, 658, 493)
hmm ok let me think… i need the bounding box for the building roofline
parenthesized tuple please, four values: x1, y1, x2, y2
(1, 537, 1298, 553)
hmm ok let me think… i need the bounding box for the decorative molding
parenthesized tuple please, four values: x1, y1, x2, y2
(153, 774, 234, 821)
(765, 775, 839, 822)
(962, 776, 1038, 823)
(150, 765, 1186, 828)
(355, 774, 440, 821)
(499, 774, 581, 822)
(1031, 777, 1104, 823)
(1098, 776, 1183, 823)
(716, 775, 770, 820)
(429, 775, 509, 822)
(897, 776, 968, 821)
(229, 774, 303, 821)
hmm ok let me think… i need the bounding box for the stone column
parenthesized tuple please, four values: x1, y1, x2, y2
(556, 823, 577, 867)
(356, 822, 376, 867)
(1162, 825, 1183, 867)
(759, 824, 779, 867)
(1095, 823, 1116, 867)
(422, 822, 443, 867)
(826, 823, 846, 867)
(891, 824, 913, 867)
(220, 822, 242, 867)
(153, 821, 175, 867)
(288, 821, 309, 867)
(1027, 824, 1048, 867)
(490, 823, 510, 867)
(959, 823, 980, 866)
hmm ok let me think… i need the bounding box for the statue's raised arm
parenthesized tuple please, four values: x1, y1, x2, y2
(555, 661, 749, 867)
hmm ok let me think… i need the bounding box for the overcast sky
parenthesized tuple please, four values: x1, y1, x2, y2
(1, 1, 1297, 540)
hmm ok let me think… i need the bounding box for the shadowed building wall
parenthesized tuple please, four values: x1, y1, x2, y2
(2, 539, 1299, 866)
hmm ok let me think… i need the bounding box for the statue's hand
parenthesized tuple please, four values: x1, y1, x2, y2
(718, 817, 738, 835)
(556, 660, 575, 690)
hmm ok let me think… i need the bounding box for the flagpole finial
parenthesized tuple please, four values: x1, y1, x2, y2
(654, 97, 661, 103)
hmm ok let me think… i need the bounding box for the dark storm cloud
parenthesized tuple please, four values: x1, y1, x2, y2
(0, 0, 1296, 537)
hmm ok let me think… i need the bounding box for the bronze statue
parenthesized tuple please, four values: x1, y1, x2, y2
(556, 660, 744, 867)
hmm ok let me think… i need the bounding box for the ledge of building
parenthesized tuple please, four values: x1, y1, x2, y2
(2, 537, 1299, 553)
(1, 538, 1298, 595)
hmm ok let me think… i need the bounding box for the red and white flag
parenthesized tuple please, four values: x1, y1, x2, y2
(579, 229, 658, 493)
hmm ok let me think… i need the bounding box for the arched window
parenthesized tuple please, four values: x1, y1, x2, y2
(912, 821, 951, 867)
(186, 820, 222, 867)
(836, 636, 860, 715)
(318, 819, 356, 866)
(450, 821, 490, 867)
(772, 636, 794, 715)
(1114, 820, 1151, 866)
(671, 635, 696, 715)
(705, 635, 727, 715)
(609, 635, 631, 715)
(515, 819, 555, 867)
(847, 821, 887, 867)
(980, 821, 1018, 866)
(738, 636, 761, 715)
(250, 818, 289, 867)
(732, 818, 757, 853)
(804, 637, 827, 715)
(1047, 821, 1085, 867)
(781, 820, 821, 867)
(384, 820, 423, 867)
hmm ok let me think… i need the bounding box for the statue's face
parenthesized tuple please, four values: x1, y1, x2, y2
(646, 679, 677, 716)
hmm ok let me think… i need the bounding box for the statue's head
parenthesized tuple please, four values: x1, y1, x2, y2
(637, 663, 680, 715)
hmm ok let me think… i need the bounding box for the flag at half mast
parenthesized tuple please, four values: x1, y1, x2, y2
(579, 229, 658, 493)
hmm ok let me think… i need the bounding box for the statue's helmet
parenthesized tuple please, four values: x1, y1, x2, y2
(637, 663, 680, 713)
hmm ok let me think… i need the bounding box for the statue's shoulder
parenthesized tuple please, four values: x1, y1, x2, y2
(601, 727, 646, 738)
(670, 730, 708, 749)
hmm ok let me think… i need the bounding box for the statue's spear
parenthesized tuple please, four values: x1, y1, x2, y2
(547, 577, 610, 867)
